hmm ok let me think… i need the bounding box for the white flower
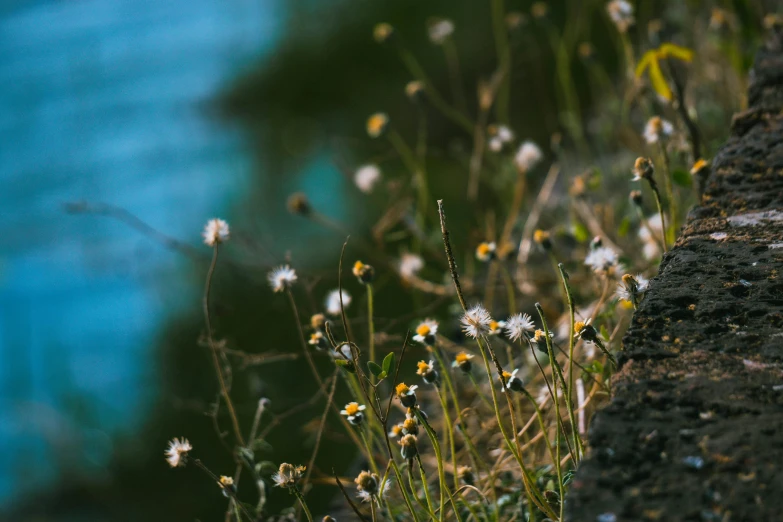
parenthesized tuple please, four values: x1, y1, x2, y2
(514, 141, 543, 172)
(399, 253, 424, 279)
(202, 219, 230, 246)
(325, 289, 351, 316)
(340, 402, 367, 425)
(488, 136, 503, 152)
(584, 246, 619, 273)
(272, 463, 305, 488)
(488, 125, 514, 152)
(413, 319, 439, 344)
(165, 437, 192, 468)
(496, 125, 514, 143)
(428, 18, 455, 44)
(354, 164, 382, 194)
(504, 313, 535, 342)
(643, 116, 674, 144)
(617, 274, 650, 302)
(606, 0, 634, 32)
(267, 265, 297, 293)
(460, 304, 493, 338)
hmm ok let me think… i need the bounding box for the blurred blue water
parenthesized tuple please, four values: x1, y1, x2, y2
(0, 0, 281, 504)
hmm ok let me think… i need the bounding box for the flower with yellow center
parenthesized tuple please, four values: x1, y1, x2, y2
(395, 382, 418, 407)
(488, 320, 506, 336)
(690, 158, 709, 175)
(402, 417, 419, 435)
(366, 113, 389, 138)
(416, 360, 438, 384)
(398, 434, 418, 460)
(499, 368, 524, 392)
(388, 424, 404, 438)
(340, 402, 367, 426)
(475, 241, 496, 262)
(452, 351, 475, 373)
(352, 260, 375, 283)
(533, 229, 552, 250)
(412, 319, 438, 345)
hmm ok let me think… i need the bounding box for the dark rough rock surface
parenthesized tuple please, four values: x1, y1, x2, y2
(566, 30, 783, 522)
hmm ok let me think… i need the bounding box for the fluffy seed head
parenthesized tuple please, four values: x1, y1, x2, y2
(354, 164, 382, 194)
(514, 141, 543, 172)
(165, 437, 192, 468)
(460, 305, 493, 338)
(267, 265, 297, 293)
(504, 313, 536, 342)
(428, 18, 455, 44)
(643, 116, 674, 144)
(607, 0, 634, 32)
(202, 219, 230, 247)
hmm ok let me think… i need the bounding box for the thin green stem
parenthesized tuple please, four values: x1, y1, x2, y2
(659, 142, 677, 244)
(293, 487, 314, 522)
(557, 264, 583, 462)
(648, 182, 669, 253)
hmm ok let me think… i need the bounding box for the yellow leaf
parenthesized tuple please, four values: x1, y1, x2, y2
(635, 50, 657, 78)
(658, 43, 694, 62)
(647, 58, 672, 100)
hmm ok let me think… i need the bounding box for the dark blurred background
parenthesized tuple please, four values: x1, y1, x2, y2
(0, 0, 767, 520)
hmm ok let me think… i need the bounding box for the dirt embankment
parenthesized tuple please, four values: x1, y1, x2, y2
(566, 29, 783, 522)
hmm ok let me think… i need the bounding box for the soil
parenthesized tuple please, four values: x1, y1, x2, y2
(566, 28, 783, 522)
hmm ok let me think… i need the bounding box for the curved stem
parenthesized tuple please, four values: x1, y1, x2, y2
(203, 245, 245, 447)
(557, 264, 583, 461)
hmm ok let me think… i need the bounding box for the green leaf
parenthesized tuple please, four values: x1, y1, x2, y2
(672, 169, 693, 188)
(573, 222, 590, 243)
(382, 352, 396, 376)
(367, 361, 383, 377)
(378, 371, 388, 379)
(251, 438, 274, 454)
(600, 325, 610, 342)
(618, 216, 631, 238)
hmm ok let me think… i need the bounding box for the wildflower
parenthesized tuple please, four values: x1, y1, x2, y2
(590, 236, 603, 250)
(488, 124, 514, 152)
(461, 304, 493, 338)
(531, 2, 548, 18)
(690, 158, 709, 176)
(631, 157, 655, 182)
(402, 417, 419, 436)
(366, 112, 389, 138)
(531, 329, 552, 352)
(643, 116, 674, 145)
(395, 383, 419, 408)
(373, 23, 394, 43)
(500, 369, 525, 393)
(398, 253, 424, 280)
(287, 192, 311, 216)
(416, 360, 439, 384)
(533, 229, 552, 250)
(340, 402, 367, 426)
(505, 313, 535, 342)
(584, 246, 619, 273)
(514, 141, 543, 172)
(308, 331, 329, 351)
(453, 352, 475, 373)
(606, 0, 634, 33)
(630, 190, 643, 206)
(398, 433, 418, 460)
(506, 12, 527, 29)
(354, 164, 382, 194)
(457, 465, 475, 486)
(267, 265, 297, 293)
(311, 313, 327, 330)
(324, 517, 337, 522)
(325, 289, 351, 316)
(617, 273, 649, 306)
(709, 8, 731, 31)
(355, 470, 388, 503)
(405, 80, 426, 102)
(413, 319, 438, 345)
(352, 260, 375, 284)
(428, 18, 455, 44)
(388, 423, 404, 438)
(574, 318, 599, 343)
(165, 437, 192, 468)
(475, 241, 496, 262)
(202, 219, 230, 247)
(272, 463, 306, 489)
(488, 320, 506, 336)
(219, 475, 236, 497)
